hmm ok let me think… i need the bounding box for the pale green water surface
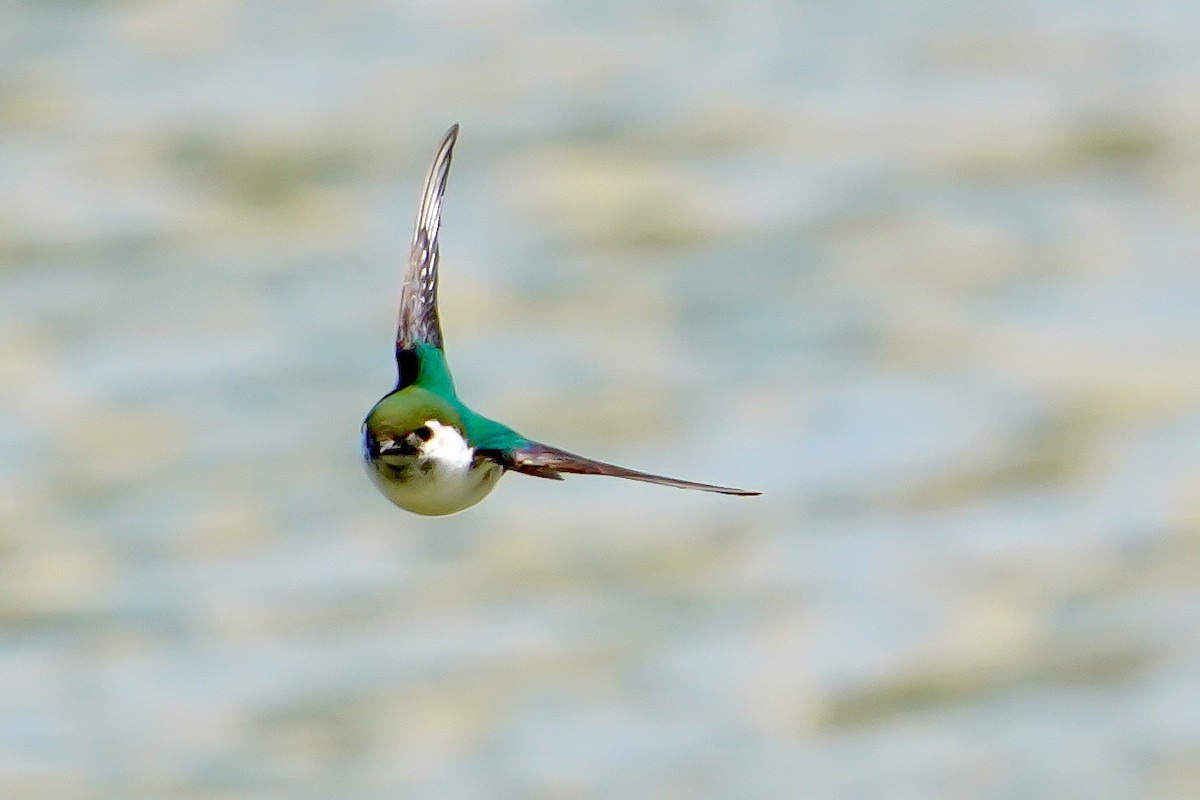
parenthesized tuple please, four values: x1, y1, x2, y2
(1, 1, 1199, 798)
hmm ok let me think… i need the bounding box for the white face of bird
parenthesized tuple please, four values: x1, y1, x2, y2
(369, 418, 475, 473)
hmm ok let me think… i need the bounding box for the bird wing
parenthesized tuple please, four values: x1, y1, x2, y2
(396, 124, 459, 353)
(499, 440, 760, 496)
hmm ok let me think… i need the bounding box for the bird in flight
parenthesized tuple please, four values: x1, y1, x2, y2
(362, 125, 759, 515)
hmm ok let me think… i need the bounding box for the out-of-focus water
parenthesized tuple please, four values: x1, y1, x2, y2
(2, 1, 1199, 798)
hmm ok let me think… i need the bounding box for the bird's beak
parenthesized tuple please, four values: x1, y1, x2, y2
(377, 438, 404, 457)
(376, 433, 424, 457)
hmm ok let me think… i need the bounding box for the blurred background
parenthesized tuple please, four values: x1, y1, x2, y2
(2, 1, 1199, 798)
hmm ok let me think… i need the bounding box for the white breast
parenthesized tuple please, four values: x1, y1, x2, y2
(367, 419, 503, 516)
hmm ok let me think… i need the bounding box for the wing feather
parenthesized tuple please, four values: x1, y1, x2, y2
(503, 441, 759, 496)
(396, 124, 459, 352)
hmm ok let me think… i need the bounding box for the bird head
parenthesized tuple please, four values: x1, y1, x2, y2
(362, 388, 466, 464)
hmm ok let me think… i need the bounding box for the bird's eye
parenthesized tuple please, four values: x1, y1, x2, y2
(412, 425, 433, 442)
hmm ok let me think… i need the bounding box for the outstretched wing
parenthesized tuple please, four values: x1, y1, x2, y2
(396, 124, 459, 352)
(498, 440, 760, 496)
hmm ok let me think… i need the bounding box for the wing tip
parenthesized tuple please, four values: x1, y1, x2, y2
(437, 124, 460, 156)
(684, 482, 761, 496)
